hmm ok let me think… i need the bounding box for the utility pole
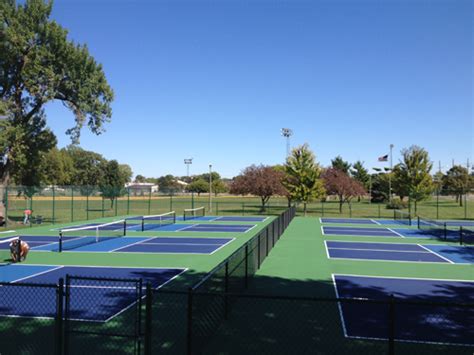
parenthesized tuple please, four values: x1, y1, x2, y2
(209, 164, 212, 213)
(184, 158, 193, 179)
(388, 144, 394, 203)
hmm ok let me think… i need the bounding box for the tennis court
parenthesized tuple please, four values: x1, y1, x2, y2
(320, 217, 415, 226)
(1, 235, 234, 254)
(0, 264, 185, 321)
(325, 241, 474, 264)
(333, 274, 474, 346)
(322, 226, 404, 238)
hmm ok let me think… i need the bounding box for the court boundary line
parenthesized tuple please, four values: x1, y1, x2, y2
(210, 237, 235, 255)
(322, 226, 403, 238)
(108, 237, 156, 253)
(372, 219, 381, 225)
(417, 244, 455, 264)
(387, 227, 406, 238)
(331, 273, 474, 347)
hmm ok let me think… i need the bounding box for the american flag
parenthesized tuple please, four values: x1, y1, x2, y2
(378, 154, 388, 162)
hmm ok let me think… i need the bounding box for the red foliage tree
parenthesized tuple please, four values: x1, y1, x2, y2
(322, 168, 366, 212)
(230, 165, 286, 210)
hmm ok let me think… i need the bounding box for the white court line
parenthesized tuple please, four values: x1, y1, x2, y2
(387, 227, 406, 238)
(109, 237, 156, 252)
(328, 247, 432, 254)
(10, 265, 65, 283)
(417, 244, 455, 264)
(0, 230, 16, 234)
(372, 219, 381, 225)
(323, 240, 331, 259)
(333, 273, 474, 283)
(320, 225, 325, 236)
(210, 237, 236, 255)
(331, 274, 349, 338)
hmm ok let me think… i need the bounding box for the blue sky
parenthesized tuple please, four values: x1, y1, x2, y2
(45, 0, 473, 178)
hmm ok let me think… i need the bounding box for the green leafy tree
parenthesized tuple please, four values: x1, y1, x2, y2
(0, 0, 113, 217)
(391, 164, 410, 201)
(370, 172, 391, 203)
(66, 146, 106, 195)
(135, 175, 146, 183)
(157, 175, 181, 194)
(283, 144, 325, 216)
(100, 160, 128, 208)
(442, 165, 470, 206)
(393, 146, 433, 212)
(118, 164, 133, 184)
(350, 161, 370, 202)
(37, 147, 74, 185)
(212, 179, 228, 196)
(186, 179, 209, 196)
(331, 156, 351, 174)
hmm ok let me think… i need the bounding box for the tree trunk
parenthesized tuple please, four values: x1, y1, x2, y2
(414, 200, 417, 213)
(110, 198, 114, 209)
(339, 196, 343, 213)
(460, 194, 463, 207)
(0, 167, 11, 222)
(304, 202, 307, 217)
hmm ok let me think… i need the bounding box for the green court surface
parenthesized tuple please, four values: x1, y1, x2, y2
(203, 217, 473, 355)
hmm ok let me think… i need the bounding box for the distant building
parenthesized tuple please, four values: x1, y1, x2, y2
(125, 182, 159, 194)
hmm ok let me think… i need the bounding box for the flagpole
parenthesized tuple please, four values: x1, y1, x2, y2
(389, 144, 394, 203)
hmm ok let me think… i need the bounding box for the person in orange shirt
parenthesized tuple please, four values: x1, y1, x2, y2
(23, 209, 32, 224)
(10, 238, 30, 262)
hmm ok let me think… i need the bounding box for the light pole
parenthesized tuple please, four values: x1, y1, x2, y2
(184, 158, 193, 179)
(209, 163, 212, 212)
(388, 144, 394, 203)
(281, 128, 293, 159)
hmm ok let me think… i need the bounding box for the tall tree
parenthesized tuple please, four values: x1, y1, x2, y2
(442, 165, 469, 206)
(350, 161, 370, 202)
(66, 146, 106, 195)
(157, 175, 181, 194)
(186, 179, 208, 196)
(230, 165, 286, 211)
(37, 147, 74, 185)
(0, 0, 113, 217)
(212, 179, 228, 196)
(322, 168, 366, 212)
(100, 160, 129, 208)
(393, 146, 433, 212)
(331, 156, 351, 174)
(283, 144, 325, 216)
(134, 175, 146, 183)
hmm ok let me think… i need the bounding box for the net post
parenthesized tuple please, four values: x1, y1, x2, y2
(460, 227, 463, 245)
(417, 216, 420, 229)
(59, 232, 63, 253)
(142, 218, 145, 232)
(55, 277, 64, 355)
(144, 282, 153, 355)
(124, 220, 127, 236)
(443, 222, 447, 241)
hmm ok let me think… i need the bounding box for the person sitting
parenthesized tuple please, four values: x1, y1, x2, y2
(10, 238, 30, 262)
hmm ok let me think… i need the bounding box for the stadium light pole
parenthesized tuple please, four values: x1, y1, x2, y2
(281, 128, 293, 159)
(209, 164, 212, 213)
(184, 158, 193, 179)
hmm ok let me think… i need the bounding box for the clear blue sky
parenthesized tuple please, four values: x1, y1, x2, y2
(45, 0, 473, 178)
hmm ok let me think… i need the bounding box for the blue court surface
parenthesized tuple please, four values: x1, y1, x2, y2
(0, 265, 185, 321)
(333, 274, 474, 345)
(322, 226, 403, 238)
(325, 241, 473, 264)
(1, 235, 234, 254)
(320, 218, 414, 226)
(157, 223, 256, 233)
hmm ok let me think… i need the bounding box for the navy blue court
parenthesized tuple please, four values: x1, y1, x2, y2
(322, 226, 403, 238)
(1, 235, 233, 254)
(0, 265, 185, 321)
(333, 274, 474, 345)
(326, 241, 474, 264)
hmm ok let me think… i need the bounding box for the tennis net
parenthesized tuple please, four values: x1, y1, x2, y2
(184, 207, 205, 221)
(460, 226, 474, 245)
(59, 220, 126, 252)
(0, 237, 21, 264)
(394, 210, 411, 225)
(417, 216, 447, 239)
(128, 212, 176, 231)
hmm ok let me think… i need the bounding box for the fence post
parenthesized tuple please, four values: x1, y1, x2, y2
(101, 197, 105, 218)
(186, 287, 193, 355)
(378, 204, 381, 218)
(266, 227, 269, 256)
(144, 283, 153, 355)
(436, 188, 439, 219)
(4, 186, 8, 227)
(216, 201, 219, 216)
(465, 193, 468, 219)
(52, 186, 56, 224)
(321, 201, 324, 217)
(70, 187, 74, 222)
(349, 203, 352, 218)
(64, 275, 70, 355)
(388, 295, 395, 355)
(224, 262, 229, 320)
(170, 194, 173, 212)
(127, 188, 130, 215)
(242, 202, 245, 216)
(244, 244, 249, 288)
(191, 192, 195, 209)
(55, 278, 64, 355)
(257, 234, 261, 268)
